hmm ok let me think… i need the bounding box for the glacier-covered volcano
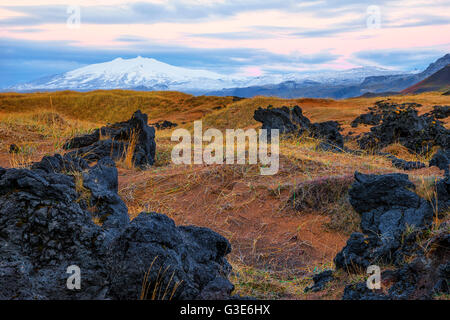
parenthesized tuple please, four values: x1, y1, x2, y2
(10, 56, 247, 92)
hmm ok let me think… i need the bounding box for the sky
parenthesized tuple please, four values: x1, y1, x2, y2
(0, 0, 449, 87)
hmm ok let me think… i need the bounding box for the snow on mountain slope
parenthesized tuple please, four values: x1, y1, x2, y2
(8, 56, 402, 92)
(11, 56, 241, 91)
(64, 56, 223, 83)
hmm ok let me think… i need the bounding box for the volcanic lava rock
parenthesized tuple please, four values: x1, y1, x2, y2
(64, 110, 156, 168)
(426, 105, 450, 119)
(31, 152, 89, 173)
(0, 155, 119, 300)
(343, 228, 450, 300)
(107, 213, 233, 300)
(0, 154, 234, 300)
(357, 102, 450, 154)
(304, 270, 335, 293)
(435, 174, 450, 214)
(253, 105, 344, 149)
(151, 120, 178, 130)
(429, 148, 450, 174)
(310, 121, 344, 151)
(336, 171, 449, 300)
(351, 101, 421, 128)
(342, 282, 387, 300)
(253, 105, 311, 136)
(334, 233, 374, 272)
(386, 154, 426, 171)
(351, 112, 382, 128)
(335, 172, 433, 271)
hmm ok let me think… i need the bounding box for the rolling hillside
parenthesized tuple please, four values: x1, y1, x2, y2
(402, 64, 450, 94)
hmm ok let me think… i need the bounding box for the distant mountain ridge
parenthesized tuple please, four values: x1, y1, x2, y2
(402, 64, 450, 94)
(7, 56, 401, 94)
(360, 54, 450, 93)
(6, 54, 450, 99)
(208, 54, 450, 99)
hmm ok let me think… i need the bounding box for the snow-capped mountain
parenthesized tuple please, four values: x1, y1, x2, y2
(8, 56, 401, 93)
(11, 56, 240, 92)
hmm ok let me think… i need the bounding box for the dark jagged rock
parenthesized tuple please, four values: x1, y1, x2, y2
(387, 155, 426, 171)
(253, 105, 344, 150)
(351, 101, 421, 128)
(334, 233, 374, 271)
(349, 172, 419, 213)
(31, 153, 89, 173)
(343, 228, 449, 300)
(304, 270, 334, 293)
(435, 174, 450, 214)
(335, 172, 433, 271)
(151, 120, 178, 130)
(0, 154, 233, 300)
(342, 282, 387, 300)
(357, 102, 450, 154)
(434, 261, 450, 295)
(64, 110, 156, 168)
(82, 157, 129, 231)
(336, 171, 449, 300)
(426, 105, 450, 119)
(0, 155, 118, 300)
(310, 121, 344, 150)
(107, 213, 233, 300)
(351, 112, 381, 128)
(376, 151, 425, 171)
(253, 105, 311, 136)
(429, 148, 450, 174)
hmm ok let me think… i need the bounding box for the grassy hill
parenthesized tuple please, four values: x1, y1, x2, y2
(0, 90, 238, 124)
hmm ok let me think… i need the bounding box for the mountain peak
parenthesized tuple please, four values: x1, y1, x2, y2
(420, 53, 450, 78)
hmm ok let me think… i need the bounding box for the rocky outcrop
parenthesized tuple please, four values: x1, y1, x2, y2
(351, 101, 422, 128)
(425, 105, 450, 119)
(384, 154, 426, 171)
(253, 105, 311, 137)
(351, 112, 381, 128)
(151, 120, 178, 130)
(0, 154, 234, 300)
(253, 105, 344, 150)
(304, 270, 334, 293)
(429, 148, 450, 174)
(107, 213, 233, 300)
(335, 171, 449, 300)
(310, 121, 344, 151)
(342, 282, 387, 300)
(335, 172, 434, 271)
(435, 174, 450, 214)
(357, 102, 450, 154)
(343, 228, 449, 300)
(63, 110, 156, 168)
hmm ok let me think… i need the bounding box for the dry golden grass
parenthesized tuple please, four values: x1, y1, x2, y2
(0, 90, 237, 124)
(118, 129, 139, 169)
